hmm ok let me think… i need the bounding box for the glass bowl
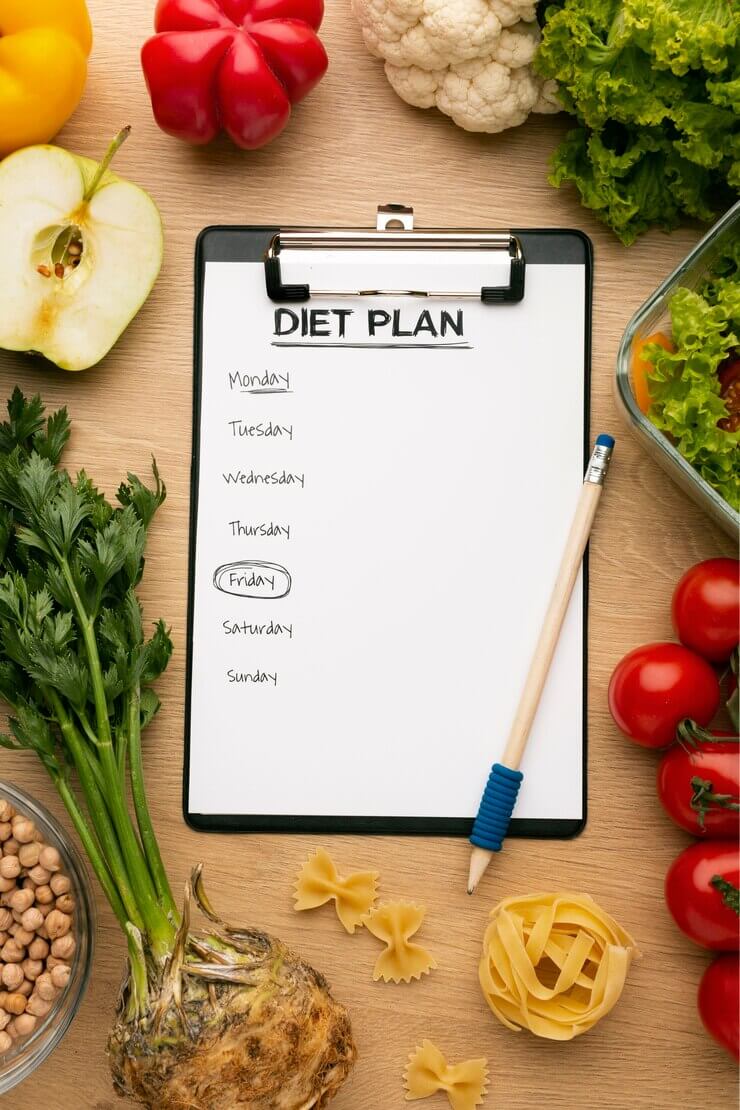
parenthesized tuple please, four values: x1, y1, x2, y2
(0, 781, 95, 1094)
(615, 201, 740, 537)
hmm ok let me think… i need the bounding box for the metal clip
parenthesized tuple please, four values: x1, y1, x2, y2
(264, 205, 525, 304)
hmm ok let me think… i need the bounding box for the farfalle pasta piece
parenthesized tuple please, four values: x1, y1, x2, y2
(293, 848, 378, 933)
(404, 1040, 488, 1110)
(479, 891, 639, 1041)
(364, 902, 437, 983)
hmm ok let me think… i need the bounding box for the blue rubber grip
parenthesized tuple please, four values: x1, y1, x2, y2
(470, 763, 524, 851)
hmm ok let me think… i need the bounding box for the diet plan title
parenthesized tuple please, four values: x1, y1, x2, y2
(273, 306, 464, 342)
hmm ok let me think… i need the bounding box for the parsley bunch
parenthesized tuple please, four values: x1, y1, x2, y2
(0, 388, 177, 980)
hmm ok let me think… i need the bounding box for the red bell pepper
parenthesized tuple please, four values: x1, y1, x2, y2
(141, 0, 328, 150)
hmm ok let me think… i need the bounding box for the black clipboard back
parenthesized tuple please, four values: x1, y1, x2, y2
(185, 216, 592, 839)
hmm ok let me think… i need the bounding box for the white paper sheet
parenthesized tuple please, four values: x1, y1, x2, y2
(188, 251, 586, 822)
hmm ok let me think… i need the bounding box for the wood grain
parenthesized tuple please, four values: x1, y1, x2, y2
(1, 3, 737, 1107)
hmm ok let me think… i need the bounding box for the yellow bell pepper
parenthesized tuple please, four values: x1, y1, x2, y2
(0, 0, 92, 156)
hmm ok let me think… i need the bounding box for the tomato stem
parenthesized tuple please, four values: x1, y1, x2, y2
(710, 875, 740, 915)
(676, 718, 740, 751)
(690, 775, 740, 829)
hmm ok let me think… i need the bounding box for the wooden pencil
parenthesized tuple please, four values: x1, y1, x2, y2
(467, 434, 615, 894)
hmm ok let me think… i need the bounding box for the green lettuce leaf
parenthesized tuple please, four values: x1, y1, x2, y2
(538, 0, 740, 242)
(549, 126, 727, 244)
(623, 0, 738, 76)
(644, 270, 740, 511)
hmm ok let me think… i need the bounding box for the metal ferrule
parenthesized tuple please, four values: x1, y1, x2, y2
(585, 442, 613, 485)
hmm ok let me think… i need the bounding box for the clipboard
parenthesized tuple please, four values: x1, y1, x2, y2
(185, 206, 592, 836)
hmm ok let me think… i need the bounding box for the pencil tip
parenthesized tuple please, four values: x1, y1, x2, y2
(467, 885, 476, 896)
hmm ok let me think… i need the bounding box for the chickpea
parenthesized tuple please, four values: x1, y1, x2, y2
(4, 992, 26, 1015)
(38, 846, 61, 873)
(45, 910, 71, 939)
(50, 935, 75, 960)
(35, 973, 57, 1001)
(0, 803, 77, 1051)
(21, 958, 43, 982)
(28, 938, 49, 961)
(11, 818, 35, 844)
(20, 907, 44, 933)
(1, 940, 25, 964)
(0, 856, 19, 881)
(17, 842, 40, 869)
(9, 889, 33, 914)
(55, 893, 76, 914)
(27, 865, 51, 886)
(50, 874, 71, 896)
(1, 963, 23, 990)
(49, 964, 69, 990)
(13, 1012, 37, 1036)
(26, 993, 52, 1019)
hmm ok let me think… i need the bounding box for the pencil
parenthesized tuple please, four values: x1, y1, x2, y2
(467, 434, 615, 894)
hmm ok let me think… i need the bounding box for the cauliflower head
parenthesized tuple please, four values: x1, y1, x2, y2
(352, 0, 561, 133)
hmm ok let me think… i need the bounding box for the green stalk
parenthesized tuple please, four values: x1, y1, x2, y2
(116, 720, 129, 788)
(60, 558, 175, 956)
(54, 774, 129, 932)
(46, 689, 146, 934)
(125, 924, 150, 1022)
(127, 687, 178, 922)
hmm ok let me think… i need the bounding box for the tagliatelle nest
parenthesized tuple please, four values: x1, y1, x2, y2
(479, 892, 639, 1040)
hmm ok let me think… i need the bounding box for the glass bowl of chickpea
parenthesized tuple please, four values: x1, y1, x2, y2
(0, 781, 94, 1093)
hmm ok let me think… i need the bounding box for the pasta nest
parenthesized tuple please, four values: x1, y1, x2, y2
(479, 892, 638, 1040)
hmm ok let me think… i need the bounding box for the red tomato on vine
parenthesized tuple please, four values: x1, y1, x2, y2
(657, 724, 739, 837)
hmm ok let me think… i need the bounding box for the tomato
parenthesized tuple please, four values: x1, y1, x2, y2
(672, 558, 740, 663)
(657, 728, 740, 836)
(608, 642, 720, 749)
(718, 355, 740, 433)
(665, 840, 739, 950)
(718, 352, 740, 391)
(698, 954, 740, 1060)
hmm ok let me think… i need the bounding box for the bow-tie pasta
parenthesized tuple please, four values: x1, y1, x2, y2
(404, 1040, 488, 1110)
(294, 848, 379, 933)
(364, 902, 437, 983)
(479, 892, 639, 1040)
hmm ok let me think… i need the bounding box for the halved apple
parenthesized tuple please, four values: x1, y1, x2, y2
(0, 129, 163, 372)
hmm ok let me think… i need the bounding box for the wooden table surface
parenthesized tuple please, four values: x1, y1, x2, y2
(1, 2, 738, 1108)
